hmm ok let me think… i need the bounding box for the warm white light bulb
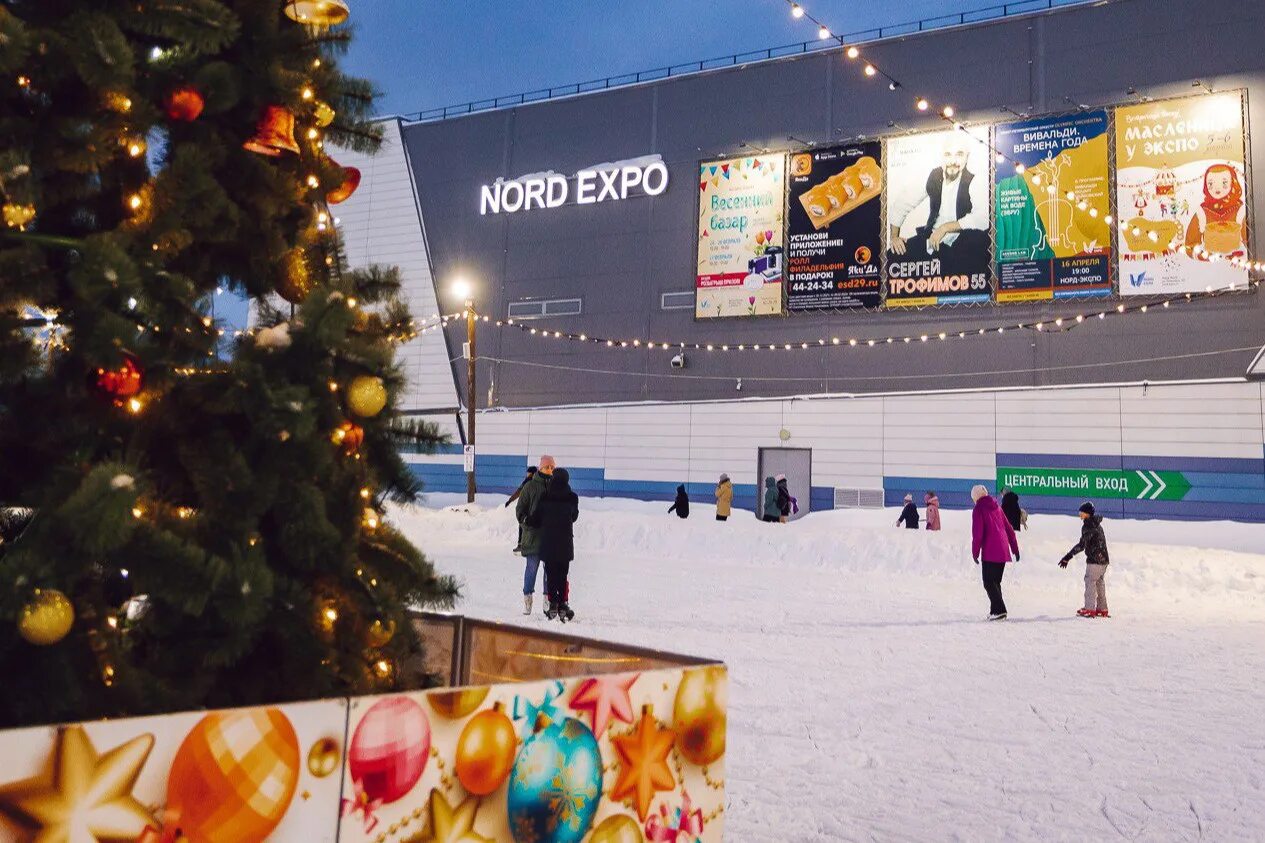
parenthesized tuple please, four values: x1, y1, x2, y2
(791, 3, 804, 18)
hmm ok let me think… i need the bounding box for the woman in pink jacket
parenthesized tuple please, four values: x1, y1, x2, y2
(924, 491, 941, 531)
(971, 484, 1020, 620)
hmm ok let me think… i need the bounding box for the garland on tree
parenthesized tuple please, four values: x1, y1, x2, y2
(0, 0, 458, 728)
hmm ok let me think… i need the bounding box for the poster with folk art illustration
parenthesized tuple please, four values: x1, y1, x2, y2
(1114, 92, 1248, 296)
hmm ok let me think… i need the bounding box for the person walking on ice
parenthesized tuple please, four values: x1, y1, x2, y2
(535, 467, 579, 623)
(762, 477, 780, 523)
(1060, 501, 1111, 618)
(715, 474, 733, 522)
(668, 484, 690, 519)
(924, 491, 941, 531)
(897, 493, 920, 529)
(971, 484, 1020, 620)
(515, 455, 553, 615)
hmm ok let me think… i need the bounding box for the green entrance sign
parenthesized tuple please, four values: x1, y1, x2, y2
(996, 467, 1191, 501)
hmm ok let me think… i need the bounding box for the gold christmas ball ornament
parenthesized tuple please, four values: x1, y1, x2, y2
(3, 203, 36, 230)
(588, 814, 645, 843)
(306, 736, 341, 778)
(365, 617, 396, 648)
(275, 248, 313, 304)
(283, 0, 350, 27)
(454, 703, 516, 796)
(673, 665, 728, 766)
(427, 686, 490, 719)
(313, 101, 336, 128)
(17, 588, 75, 645)
(346, 375, 387, 417)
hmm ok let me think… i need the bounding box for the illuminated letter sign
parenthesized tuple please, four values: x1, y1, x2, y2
(479, 159, 669, 215)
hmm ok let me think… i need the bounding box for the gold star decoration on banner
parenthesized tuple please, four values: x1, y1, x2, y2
(0, 725, 155, 841)
(406, 788, 492, 843)
(610, 706, 676, 821)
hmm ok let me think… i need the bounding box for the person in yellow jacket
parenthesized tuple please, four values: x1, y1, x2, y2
(715, 474, 733, 521)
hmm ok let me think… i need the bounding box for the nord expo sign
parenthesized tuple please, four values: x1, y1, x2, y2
(479, 159, 669, 215)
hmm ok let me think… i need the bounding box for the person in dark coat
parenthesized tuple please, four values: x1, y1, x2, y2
(1060, 501, 1111, 618)
(534, 467, 579, 622)
(762, 477, 779, 523)
(1000, 488, 1022, 532)
(897, 493, 920, 529)
(668, 484, 690, 519)
(506, 466, 537, 554)
(775, 475, 791, 523)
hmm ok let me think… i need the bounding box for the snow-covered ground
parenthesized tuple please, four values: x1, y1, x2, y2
(396, 495, 1265, 842)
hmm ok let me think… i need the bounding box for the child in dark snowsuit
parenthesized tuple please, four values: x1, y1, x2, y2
(897, 494, 920, 528)
(1060, 501, 1111, 618)
(668, 484, 690, 519)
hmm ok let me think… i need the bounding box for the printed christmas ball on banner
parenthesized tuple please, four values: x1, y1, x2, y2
(165, 87, 205, 121)
(454, 703, 516, 796)
(507, 716, 602, 843)
(307, 737, 341, 778)
(348, 696, 430, 805)
(428, 686, 490, 719)
(673, 665, 727, 766)
(166, 708, 300, 843)
(588, 814, 644, 843)
(346, 375, 387, 417)
(17, 588, 74, 645)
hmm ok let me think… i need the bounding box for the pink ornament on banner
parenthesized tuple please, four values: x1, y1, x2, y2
(348, 696, 430, 807)
(645, 790, 705, 842)
(569, 673, 638, 737)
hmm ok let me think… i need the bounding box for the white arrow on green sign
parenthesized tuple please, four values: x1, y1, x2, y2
(996, 467, 1191, 501)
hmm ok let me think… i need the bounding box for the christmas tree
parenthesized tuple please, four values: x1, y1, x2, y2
(0, 0, 458, 728)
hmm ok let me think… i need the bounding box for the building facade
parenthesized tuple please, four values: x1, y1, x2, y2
(334, 0, 1265, 520)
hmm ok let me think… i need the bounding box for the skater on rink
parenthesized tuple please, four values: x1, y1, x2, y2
(535, 467, 579, 622)
(762, 477, 780, 523)
(516, 455, 553, 615)
(505, 465, 537, 554)
(715, 474, 733, 522)
(776, 474, 793, 522)
(1060, 501, 1111, 618)
(897, 493, 920, 528)
(924, 490, 942, 531)
(1001, 487, 1023, 532)
(971, 484, 1020, 620)
(668, 484, 691, 519)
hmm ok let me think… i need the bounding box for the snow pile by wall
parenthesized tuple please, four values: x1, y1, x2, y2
(395, 496, 1265, 608)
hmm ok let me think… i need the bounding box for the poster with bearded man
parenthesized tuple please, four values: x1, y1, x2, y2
(884, 129, 993, 306)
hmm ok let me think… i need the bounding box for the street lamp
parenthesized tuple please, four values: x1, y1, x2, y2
(451, 278, 477, 503)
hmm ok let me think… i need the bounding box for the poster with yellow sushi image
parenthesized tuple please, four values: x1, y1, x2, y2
(1114, 92, 1247, 296)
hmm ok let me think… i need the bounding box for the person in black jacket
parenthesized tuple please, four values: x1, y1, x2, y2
(506, 466, 537, 554)
(668, 484, 690, 519)
(775, 475, 791, 523)
(534, 467, 579, 622)
(1000, 488, 1022, 532)
(896, 493, 919, 529)
(1060, 501, 1111, 618)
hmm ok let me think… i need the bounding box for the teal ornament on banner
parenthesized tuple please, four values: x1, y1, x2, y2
(512, 680, 565, 740)
(507, 715, 602, 843)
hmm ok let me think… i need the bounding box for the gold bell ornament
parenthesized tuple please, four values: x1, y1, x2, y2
(325, 164, 361, 204)
(243, 105, 300, 156)
(283, 0, 350, 27)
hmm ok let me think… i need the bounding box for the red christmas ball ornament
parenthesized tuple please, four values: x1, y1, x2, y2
(331, 421, 364, 455)
(165, 86, 205, 122)
(348, 696, 430, 806)
(90, 352, 144, 401)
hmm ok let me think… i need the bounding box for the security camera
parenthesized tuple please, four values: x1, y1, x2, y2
(670, 353, 686, 369)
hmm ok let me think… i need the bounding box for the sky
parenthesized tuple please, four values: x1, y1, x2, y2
(339, 0, 1005, 117)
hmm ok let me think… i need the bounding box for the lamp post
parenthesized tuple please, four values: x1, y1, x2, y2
(451, 278, 476, 503)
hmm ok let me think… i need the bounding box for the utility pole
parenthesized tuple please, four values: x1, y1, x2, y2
(465, 300, 476, 503)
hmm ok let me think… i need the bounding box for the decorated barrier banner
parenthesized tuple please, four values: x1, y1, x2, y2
(695, 154, 786, 318)
(884, 129, 992, 306)
(0, 698, 348, 842)
(785, 142, 884, 310)
(998, 467, 1192, 501)
(994, 111, 1113, 302)
(1114, 92, 1248, 295)
(340, 666, 726, 843)
(0, 665, 727, 843)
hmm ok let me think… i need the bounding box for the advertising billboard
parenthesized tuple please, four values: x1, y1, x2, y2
(884, 129, 992, 307)
(785, 142, 884, 310)
(695, 154, 786, 318)
(994, 111, 1113, 301)
(1115, 92, 1248, 295)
